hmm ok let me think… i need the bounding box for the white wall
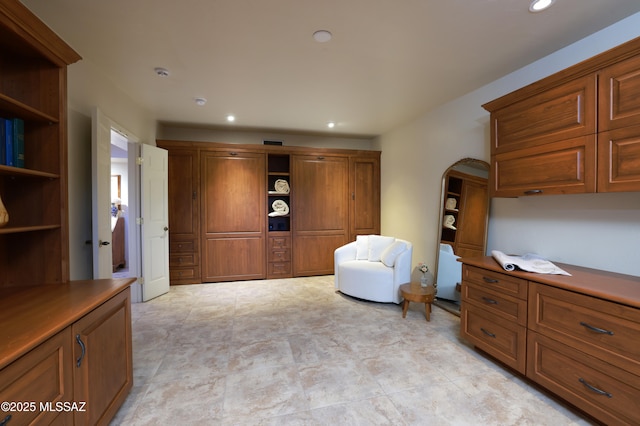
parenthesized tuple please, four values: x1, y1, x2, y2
(375, 12, 640, 277)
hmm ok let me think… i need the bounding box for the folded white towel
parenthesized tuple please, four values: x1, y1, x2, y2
(491, 250, 571, 276)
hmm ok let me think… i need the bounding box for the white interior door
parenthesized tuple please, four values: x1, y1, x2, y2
(141, 144, 170, 301)
(91, 107, 113, 279)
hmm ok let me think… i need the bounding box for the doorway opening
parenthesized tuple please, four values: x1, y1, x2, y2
(110, 129, 132, 278)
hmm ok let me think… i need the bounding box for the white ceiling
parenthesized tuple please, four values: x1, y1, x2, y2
(21, 0, 640, 138)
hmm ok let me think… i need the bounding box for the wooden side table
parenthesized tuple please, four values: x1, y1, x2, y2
(399, 282, 435, 321)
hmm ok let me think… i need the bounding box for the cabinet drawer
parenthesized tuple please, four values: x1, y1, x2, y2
(491, 135, 597, 197)
(269, 235, 291, 250)
(170, 241, 195, 253)
(461, 302, 527, 374)
(529, 282, 640, 375)
(170, 253, 197, 267)
(268, 261, 291, 277)
(0, 328, 73, 425)
(528, 331, 640, 426)
(269, 248, 291, 262)
(463, 265, 528, 299)
(463, 281, 527, 326)
(170, 268, 198, 280)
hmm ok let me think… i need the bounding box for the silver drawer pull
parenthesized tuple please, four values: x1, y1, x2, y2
(579, 378, 612, 398)
(482, 277, 498, 283)
(480, 327, 496, 338)
(524, 189, 543, 195)
(579, 322, 614, 336)
(482, 297, 498, 305)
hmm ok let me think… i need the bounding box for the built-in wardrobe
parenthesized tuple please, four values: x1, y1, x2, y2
(157, 140, 380, 284)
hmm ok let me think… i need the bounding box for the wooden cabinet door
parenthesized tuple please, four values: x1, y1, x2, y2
(490, 74, 597, 154)
(455, 177, 488, 258)
(597, 124, 640, 192)
(349, 155, 380, 240)
(168, 149, 199, 240)
(72, 288, 132, 426)
(292, 154, 349, 276)
(0, 327, 73, 425)
(167, 148, 201, 283)
(201, 150, 265, 281)
(598, 53, 640, 132)
(491, 135, 597, 197)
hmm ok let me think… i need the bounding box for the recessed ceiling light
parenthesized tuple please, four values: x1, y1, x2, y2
(194, 97, 207, 106)
(327, 121, 335, 128)
(226, 115, 235, 122)
(154, 67, 170, 77)
(529, 0, 556, 12)
(313, 30, 332, 43)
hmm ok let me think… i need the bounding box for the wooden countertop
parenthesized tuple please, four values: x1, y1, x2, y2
(0, 278, 136, 370)
(460, 256, 640, 309)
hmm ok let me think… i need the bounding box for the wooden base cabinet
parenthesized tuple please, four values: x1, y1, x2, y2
(0, 279, 134, 426)
(460, 257, 640, 425)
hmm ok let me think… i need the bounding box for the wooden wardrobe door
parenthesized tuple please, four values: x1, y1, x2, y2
(292, 154, 349, 276)
(349, 155, 380, 240)
(167, 148, 200, 283)
(201, 150, 265, 282)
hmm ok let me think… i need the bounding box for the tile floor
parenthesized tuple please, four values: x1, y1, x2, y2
(111, 276, 595, 425)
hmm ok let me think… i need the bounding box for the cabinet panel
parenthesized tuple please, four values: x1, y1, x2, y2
(72, 288, 132, 426)
(294, 234, 347, 276)
(528, 331, 640, 426)
(598, 53, 640, 132)
(597, 125, 640, 192)
(490, 75, 597, 154)
(202, 236, 265, 282)
(461, 302, 527, 373)
(0, 327, 73, 425)
(491, 136, 597, 197)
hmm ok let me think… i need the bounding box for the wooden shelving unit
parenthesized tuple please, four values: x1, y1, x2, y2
(0, 0, 81, 287)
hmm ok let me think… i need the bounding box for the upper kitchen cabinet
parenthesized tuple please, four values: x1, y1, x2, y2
(484, 36, 640, 197)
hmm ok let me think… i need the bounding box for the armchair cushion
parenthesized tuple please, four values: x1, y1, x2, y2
(356, 235, 369, 260)
(367, 235, 395, 261)
(381, 241, 407, 267)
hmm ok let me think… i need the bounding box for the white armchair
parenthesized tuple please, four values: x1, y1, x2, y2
(436, 243, 462, 302)
(334, 235, 413, 304)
